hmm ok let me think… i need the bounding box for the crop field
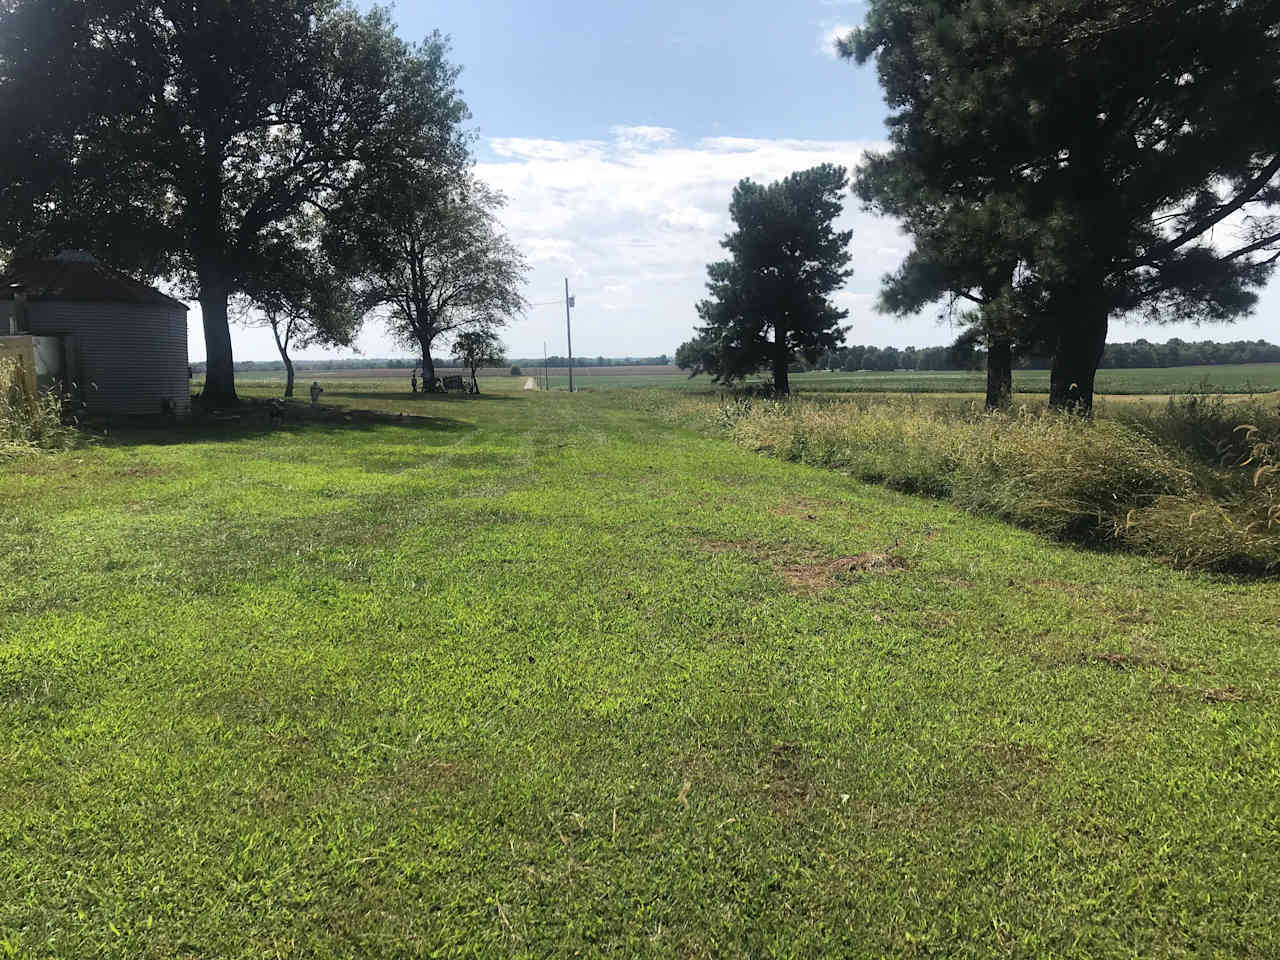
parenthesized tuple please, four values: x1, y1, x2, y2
(235, 362, 1280, 396)
(273, 364, 684, 381)
(3, 383, 1279, 957)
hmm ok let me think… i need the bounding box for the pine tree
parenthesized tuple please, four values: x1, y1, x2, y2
(677, 165, 853, 394)
(846, 0, 1280, 412)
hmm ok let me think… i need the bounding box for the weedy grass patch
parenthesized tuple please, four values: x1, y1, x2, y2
(689, 392, 1280, 574)
(2, 383, 1278, 958)
(0, 356, 80, 458)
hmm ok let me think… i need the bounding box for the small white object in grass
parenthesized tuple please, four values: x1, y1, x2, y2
(523, 377, 537, 391)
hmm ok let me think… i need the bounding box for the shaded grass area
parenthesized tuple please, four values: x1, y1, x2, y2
(3, 388, 1279, 957)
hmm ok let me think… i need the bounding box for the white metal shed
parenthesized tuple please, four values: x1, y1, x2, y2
(0, 251, 190, 416)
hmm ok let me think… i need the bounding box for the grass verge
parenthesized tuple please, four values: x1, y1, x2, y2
(0, 356, 80, 457)
(679, 392, 1280, 574)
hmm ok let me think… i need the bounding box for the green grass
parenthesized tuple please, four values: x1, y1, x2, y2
(3, 383, 1279, 957)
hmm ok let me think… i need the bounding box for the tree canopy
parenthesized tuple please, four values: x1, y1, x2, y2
(451, 330, 505, 394)
(677, 165, 853, 394)
(236, 227, 362, 398)
(325, 157, 527, 387)
(0, 1, 461, 406)
(845, 0, 1280, 411)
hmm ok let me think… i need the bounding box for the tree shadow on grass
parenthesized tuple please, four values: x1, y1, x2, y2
(332, 390, 525, 404)
(91, 402, 474, 448)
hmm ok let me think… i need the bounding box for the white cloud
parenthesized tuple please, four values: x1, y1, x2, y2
(201, 124, 1280, 362)
(464, 129, 918, 358)
(610, 125, 678, 150)
(818, 23, 856, 59)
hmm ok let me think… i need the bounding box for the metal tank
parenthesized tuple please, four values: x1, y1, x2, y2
(0, 251, 190, 416)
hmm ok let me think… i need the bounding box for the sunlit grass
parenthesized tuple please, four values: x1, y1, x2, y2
(2, 386, 1278, 957)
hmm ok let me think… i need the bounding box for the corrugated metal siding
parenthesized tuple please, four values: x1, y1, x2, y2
(26, 302, 190, 416)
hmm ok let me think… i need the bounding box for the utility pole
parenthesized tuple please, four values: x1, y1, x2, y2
(564, 277, 575, 393)
(543, 341, 548, 392)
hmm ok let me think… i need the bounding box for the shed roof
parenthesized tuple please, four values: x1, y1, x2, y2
(0, 252, 187, 310)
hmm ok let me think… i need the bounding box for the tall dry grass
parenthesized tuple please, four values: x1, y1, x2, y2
(0, 356, 80, 457)
(683, 392, 1279, 575)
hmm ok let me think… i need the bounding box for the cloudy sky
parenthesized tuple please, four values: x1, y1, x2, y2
(202, 0, 1278, 363)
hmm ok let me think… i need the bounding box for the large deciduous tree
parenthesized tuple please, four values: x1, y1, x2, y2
(845, 0, 1280, 412)
(451, 329, 505, 394)
(326, 164, 528, 387)
(677, 165, 853, 395)
(236, 234, 363, 398)
(0, 1, 456, 407)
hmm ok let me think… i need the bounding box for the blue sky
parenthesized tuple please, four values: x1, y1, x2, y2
(207, 0, 1278, 363)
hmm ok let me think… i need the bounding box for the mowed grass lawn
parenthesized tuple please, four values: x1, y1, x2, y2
(2, 384, 1278, 957)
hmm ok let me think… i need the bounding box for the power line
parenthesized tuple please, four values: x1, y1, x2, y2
(527, 286, 603, 310)
(565, 277, 575, 393)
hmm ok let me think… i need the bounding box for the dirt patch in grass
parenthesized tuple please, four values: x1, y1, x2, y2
(770, 498, 831, 520)
(976, 740, 1049, 770)
(698, 537, 914, 594)
(1152, 683, 1255, 704)
(1084, 651, 1192, 673)
(763, 742, 822, 815)
(780, 551, 912, 593)
(1200, 686, 1250, 703)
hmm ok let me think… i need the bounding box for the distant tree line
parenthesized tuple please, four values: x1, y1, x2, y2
(196, 355, 676, 373)
(518, 355, 672, 368)
(801, 339, 1280, 374)
(202, 340, 1276, 376)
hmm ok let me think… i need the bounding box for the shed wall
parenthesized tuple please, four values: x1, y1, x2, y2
(25, 302, 190, 416)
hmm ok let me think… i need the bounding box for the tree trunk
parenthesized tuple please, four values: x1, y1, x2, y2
(270, 319, 295, 399)
(772, 326, 790, 395)
(985, 336, 1013, 410)
(419, 335, 436, 387)
(1049, 310, 1109, 414)
(470, 366, 479, 394)
(198, 273, 237, 407)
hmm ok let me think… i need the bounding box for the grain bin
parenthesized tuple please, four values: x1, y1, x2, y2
(0, 251, 190, 416)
